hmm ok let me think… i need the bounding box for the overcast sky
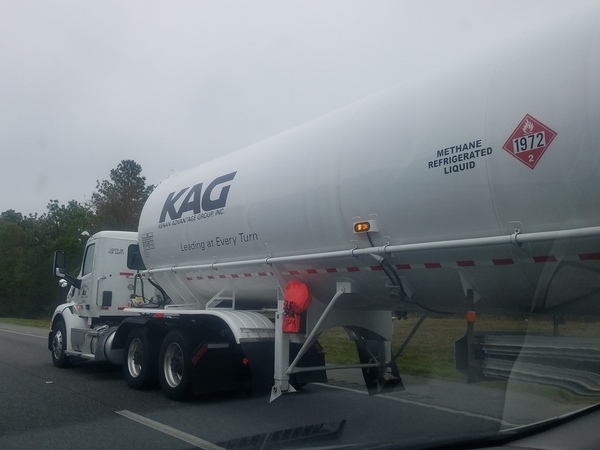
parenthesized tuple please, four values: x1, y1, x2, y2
(1, 0, 598, 215)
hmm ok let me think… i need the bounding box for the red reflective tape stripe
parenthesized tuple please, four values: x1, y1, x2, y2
(182, 251, 582, 280)
(456, 260, 475, 267)
(533, 255, 556, 263)
(580, 252, 600, 261)
(493, 258, 514, 265)
(154, 313, 165, 318)
(192, 344, 207, 365)
(120, 272, 134, 277)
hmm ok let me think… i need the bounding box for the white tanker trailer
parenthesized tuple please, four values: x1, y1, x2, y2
(49, 8, 600, 401)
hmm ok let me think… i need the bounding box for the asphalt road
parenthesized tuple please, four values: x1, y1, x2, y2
(0, 323, 573, 449)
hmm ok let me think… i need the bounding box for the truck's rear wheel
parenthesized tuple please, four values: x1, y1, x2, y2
(159, 330, 192, 401)
(124, 327, 157, 390)
(51, 321, 71, 368)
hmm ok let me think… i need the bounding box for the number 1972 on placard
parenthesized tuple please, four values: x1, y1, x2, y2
(512, 132, 546, 154)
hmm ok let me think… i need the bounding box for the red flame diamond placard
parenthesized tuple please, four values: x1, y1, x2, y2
(502, 114, 557, 169)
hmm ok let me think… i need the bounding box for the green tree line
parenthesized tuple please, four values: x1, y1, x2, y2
(0, 160, 154, 318)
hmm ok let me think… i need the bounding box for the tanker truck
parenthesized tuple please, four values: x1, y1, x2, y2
(49, 8, 600, 401)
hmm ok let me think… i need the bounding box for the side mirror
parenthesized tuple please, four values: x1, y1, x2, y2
(54, 251, 67, 278)
(53, 250, 81, 290)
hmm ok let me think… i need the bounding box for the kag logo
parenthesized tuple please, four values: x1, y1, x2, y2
(159, 171, 237, 223)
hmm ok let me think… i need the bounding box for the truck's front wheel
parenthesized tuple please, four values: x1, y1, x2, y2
(124, 327, 158, 390)
(159, 330, 192, 401)
(51, 321, 71, 368)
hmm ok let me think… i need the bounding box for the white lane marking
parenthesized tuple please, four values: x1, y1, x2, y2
(0, 327, 47, 340)
(116, 410, 226, 450)
(315, 382, 518, 427)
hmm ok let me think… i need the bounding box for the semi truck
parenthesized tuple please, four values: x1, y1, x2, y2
(49, 8, 600, 401)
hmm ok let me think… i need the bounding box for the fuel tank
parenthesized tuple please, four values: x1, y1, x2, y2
(138, 9, 600, 314)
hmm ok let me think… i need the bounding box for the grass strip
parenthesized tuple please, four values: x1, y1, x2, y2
(0, 317, 50, 328)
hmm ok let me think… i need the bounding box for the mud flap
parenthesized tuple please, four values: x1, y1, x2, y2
(240, 341, 275, 393)
(189, 341, 246, 395)
(359, 352, 404, 395)
(348, 327, 404, 395)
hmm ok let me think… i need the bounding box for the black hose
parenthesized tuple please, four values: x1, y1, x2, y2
(366, 232, 452, 315)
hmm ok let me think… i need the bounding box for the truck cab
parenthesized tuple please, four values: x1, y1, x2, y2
(49, 231, 146, 366)
(65, 231, 142, 317)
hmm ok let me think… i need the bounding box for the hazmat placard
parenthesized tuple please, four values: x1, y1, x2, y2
(503, 114, 557, 169)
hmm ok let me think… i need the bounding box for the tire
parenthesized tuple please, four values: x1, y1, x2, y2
(123, 327, 158, 390)
(159, 330, 192, 401)
(51, 320, 71, 368)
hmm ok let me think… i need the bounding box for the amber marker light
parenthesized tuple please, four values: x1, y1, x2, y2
(353, 219, 379, 234)
(353, 221, 371, 233)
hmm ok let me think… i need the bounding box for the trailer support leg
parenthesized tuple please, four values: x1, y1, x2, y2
(271, 298, 295, 402)
(286, 287, 345, 376)
(271, 284, 346, 402)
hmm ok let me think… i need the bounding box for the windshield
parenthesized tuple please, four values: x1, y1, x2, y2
(1, 2, 600, 450)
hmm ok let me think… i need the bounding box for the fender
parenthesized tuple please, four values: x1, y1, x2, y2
(48, 302, 87, 353)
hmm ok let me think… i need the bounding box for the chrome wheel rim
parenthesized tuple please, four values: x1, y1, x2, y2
(163, 342, 183, 388)
(127, 337, 143, 377)
(52, 329, 63, 360)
